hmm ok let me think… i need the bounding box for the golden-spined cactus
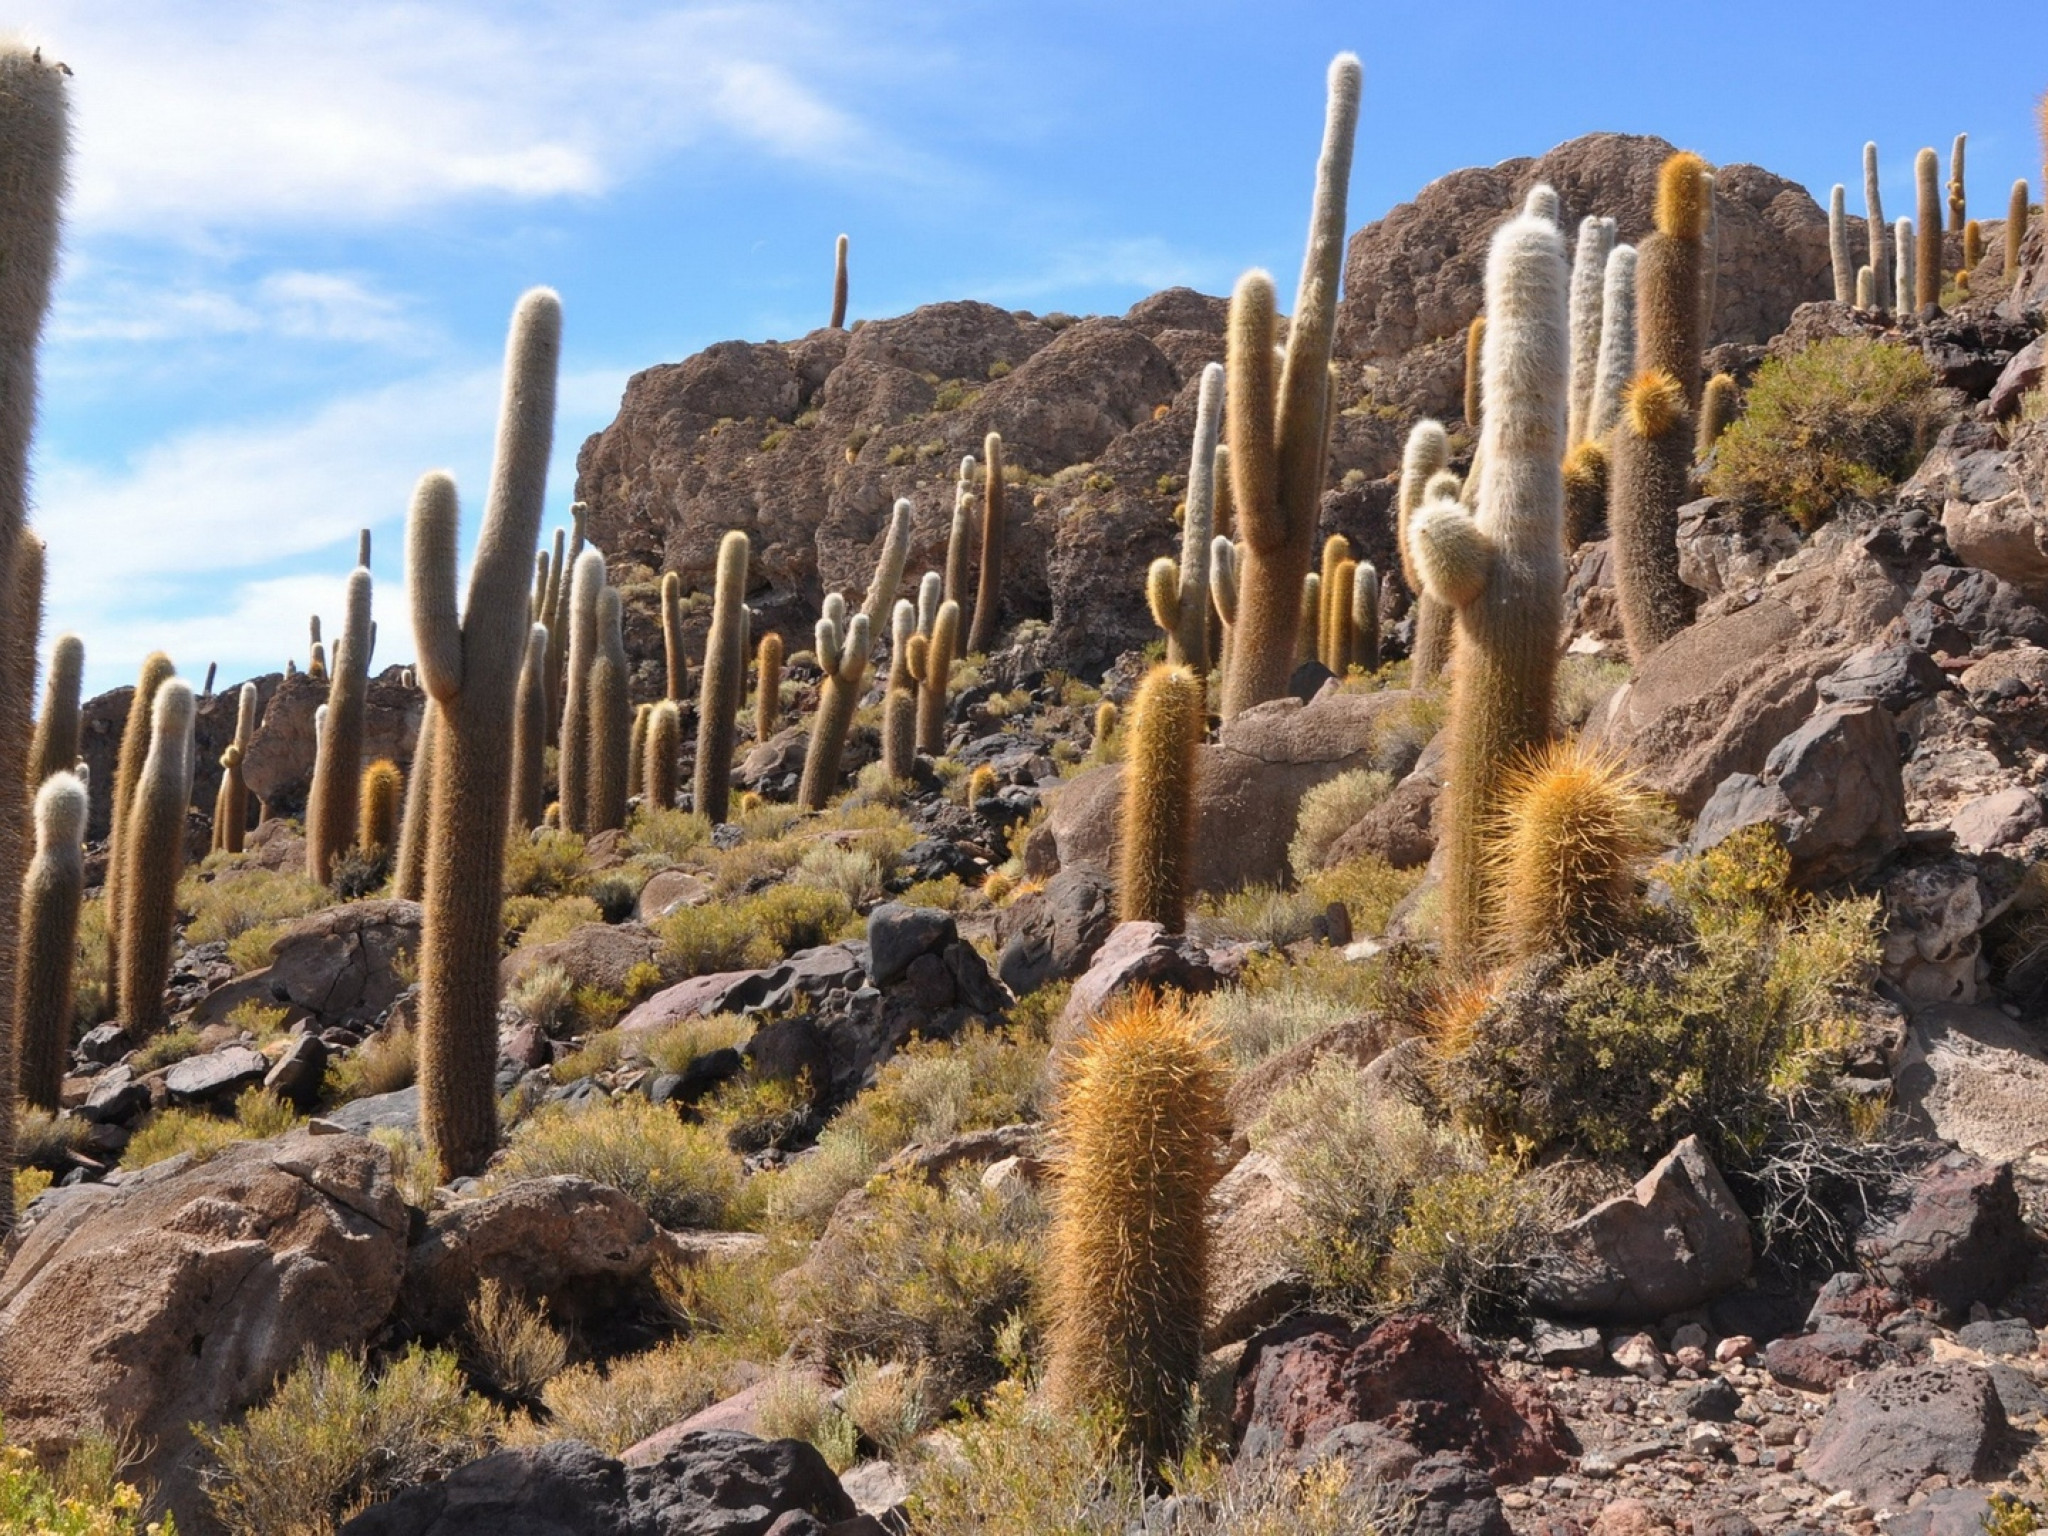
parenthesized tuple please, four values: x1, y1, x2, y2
(830, 232, 849, 330)
(106, 651, 174, 997)
(967, 435, 1007, 655)
(1491, 739, 1665, 961)
(693, 530, 750, 824)
(1562, 439, 1608, 550)
(1696, 371, 1738, 459)
(308, 563, 373, 884)
(660, 569, 687, 702)
(1150, 363, 1223, 671)
(913, 600, 958, 757)
(358, 758, 403, 856)
(1639, 150, 1712, 407)
(1397, 419, 1454, 683)
(645, 699, 681, 810)
(798, 596, 870, 811)
(1117, 663, 1204, 932)
(510, 623, 548, 833)
(755, 631, 784, 743)
(15, 770, 85, 1110)
(1463, 314, 1486, 428)
(1351, 560, 1381, 674)
(1916, 146, 1942, 311)
(118, 679, 196, 1038)
(27, 631, 81, 790)
(1610, 368, 1694, 661)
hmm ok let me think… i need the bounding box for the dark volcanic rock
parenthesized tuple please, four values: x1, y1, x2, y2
(1802, 1364, 2017, 1510)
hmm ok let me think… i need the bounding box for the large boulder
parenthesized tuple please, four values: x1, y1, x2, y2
(1922, 415, 2048, 606)
(1803, 1365, 2018, 1511)
(1052, 921, 1221, 1057)
(1204, 1150, 1311, 1349)
(195, 899, 423, 1031)
(241, 667, 426, 819)
(78, 672, 288, 843)
(1895, 1004, 2048, 1161)
(340, 1431, 859, 1536)
(501, 921, 663, 996)
(1337, 132, 1832, 417)
(992, 863, 1116, 996)
(0, 1128, 407, 1531)
(1528, 1135, 1753, 1322)
(1854, 1149, 2028, 1317)
(1044, 689, 1421, 895)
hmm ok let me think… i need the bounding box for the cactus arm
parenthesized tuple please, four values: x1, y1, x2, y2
(408, 472, 465, 702)
(1409, 498, 1495, 609)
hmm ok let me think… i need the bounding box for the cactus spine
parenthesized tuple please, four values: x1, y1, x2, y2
(1895, 217, 1915, 317)
(1492, 740, 1663, 962)
(1829, 185, 1854, 304)
(799, 601, 870, 811)
(213, 682, 258, 854)
(1611, 369, 1695, 661)
(755, 631, 784, 742)
(587, 586, 629, 832)
(118, 679, 196, 1038)
(1640, 151, 1711, 408)
(2009, 181, 2030, 284)
(967, 435, 1006, 655)
(308, 564, 372, 883)
(15, 770, 84, 1111)
(644, 699, 680, 810)
(510, 623, 547, 832)
(1351, 561, 1381, 673)
(1949, 133, 1967, 234)
(1219, 55, 1360, 721)
(1697, 372, 1738, 459)
(1151, 362, 1222, 672)
(1586, 243, 1638, 440)
(28, 631, 81, 789)
(393, 699, 437, 901)
(1118, 663, 1204, 932)
(1916, 147, 1942, 311)
(830, 233, 849, 330)
(1562, 439, 1608, 549)
(693, 530, 749, 824)
(1864, 141, 1890, 311)
(914, 598, 958, 756)
(860, 496, 912, 643)
(106, 652, 174, 997)
(945, 455, 974, 608)
(1046, 987, 1226, 1467)
(558, 546, 604, 834)
(1463, 315, 1486, 428)
(1408, 199, 1569, 969)
(409, 287, 560, 1179)
(1567, 216, 1617, 446)
(1397, 420, 1454, 684)
(661, 570, 687, 701)
(358, 759, 403, 855)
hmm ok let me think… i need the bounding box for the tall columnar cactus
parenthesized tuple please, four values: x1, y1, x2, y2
(1639, 151, 1711, 408)
(106, 651, 174, 994)
(1395, 420, 1453, 684)
(1698, 172, 1719, 345)
(15, 770, 85, 1111)
(693, 530, 750, 824)
(644, 699, 680, 810)
(1148, 363, 1223, 672)
(1209, 536, 1240, 684)
(884, 645, 919, 781)
(945, 455, 974, 608)
(118, 679, 196, 1038)
(1351, 561, 1381, 674)
(914, 599, 959, 757)
(830, 233, 849, 330)
(916, 570, 942, 637)
(1828, 185, 1854, 304)
(1567, 216, 1617, 446)
(1462, 314, 1486, 428)
(588, 586, 630, 832)
(394, 699, 438, 901)
(1964, 220, 1984, 276)
(1219, 56, 1360, 721)
(799, 599, 870, 811)
(1492, 740, 1663, 962)
(967, 433, 1007, 655)
(409, 287, 560, 1180)
(510, 623, 548, 832)
(1315, 534, 1349, 671)
(887, 598, 916, 692)
(860, 496, 912, 642)
(213, 682, 258, 854)
(661, 570, 687, 702)
(1696, 372, 1738, 459)
(1296, 571, 1321, 669)
(1894, 217, 1916, 317)
(359, 759, 403, 855)
(1092, 700, 1118, 762)
(558, 546, 605, 834)
(1586, 243, 1638, 440)
(755, 631, 784, 742)
(544, 522, 570, 733)
(1046, 987, 1227, 1467)
(28, 631, 81, 789)
(1610, 369, 1695, 662)
(2010, 182, 2032, 282)
(1949, 133, 1968, 234)
(1916, 147, 1942, 312)
(531, 546, 550, 627)
(1562, 440, 1608, 549)
(1118, 663, 1204, 931)
(627, 701, 650, 802)
(1856, 265, 1875, 308)
(1323, 557, 1356, 673)
(308, 564, 373, 884)
(1408, 199, 1570, 969)
(1864, 141, 1890, 311)
(308, 615, 326, 681)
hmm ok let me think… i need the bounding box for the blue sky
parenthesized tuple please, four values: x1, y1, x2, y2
(16, 0, 2048, 696)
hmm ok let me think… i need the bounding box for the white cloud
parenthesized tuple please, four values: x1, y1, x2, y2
(975, 236, 1212, 304)
(53, 266, 423, 348)
(37, 360, 628, 694)
(12, 0, 910, 236)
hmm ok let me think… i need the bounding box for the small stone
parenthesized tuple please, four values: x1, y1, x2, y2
(1688, 1422, 1732, 1457)
(1714, 1335, 1756, 1363)
(1955, 1317, 2039, 1357)
(1532, 1320, 1607, 1368)
(1610, 1333, 1667, 1382)
(1670, 1323, 1710, 1352)
(1679, 1378, 1741, 1423)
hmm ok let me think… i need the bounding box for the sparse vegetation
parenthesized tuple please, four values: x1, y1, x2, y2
(492, 1095, 754, 1229)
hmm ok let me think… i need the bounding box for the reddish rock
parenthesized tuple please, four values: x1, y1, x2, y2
(1232, 1313, 1576, 1484)
(1761, 1326, 1898, 1391)
(1856, 1152, 2028, 1317)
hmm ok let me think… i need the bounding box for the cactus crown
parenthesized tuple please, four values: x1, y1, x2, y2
(1563, 438, 1608, 491)
(36, 769, 86, 851)
(1623, 368, 1686, 439)
(1655, 151, 1713, 240)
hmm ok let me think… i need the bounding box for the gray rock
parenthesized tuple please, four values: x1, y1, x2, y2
(195, 898, 423, 1031)
(1053, 921, 1221, 1059)
(1957, 1317, 2039, 1357)
(163, 1044, 269, 1104)
(264, 1031, 328, 1110)
(319, 1083, 421, 1136)
(1803, 1365, 2016, 1510)
(1400, 1452, 1511, 1536)
(1529, 1135, 1753, 1322)
(1528, 1320, 1605, 1368)
(1881, 1487, 1995, 1536)
(1857, 1151, 2028, 1318)
(79, 1064, 149, 1124)
(1947, 787, 2044, 854)
(995, 863, 1115, 996)
(864, 903, 954, 989)
(1678, 1377, 1740, 1423)
(1816, 643, 1947, 714)
(1895, 1007, 2048, 1163)
(77, 1023, 131, 1064)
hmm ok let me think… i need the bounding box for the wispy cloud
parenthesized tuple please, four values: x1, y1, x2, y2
(974, 236, 1216, 305)
(15, 0, 920, 237)
(53, 266, 424, 348)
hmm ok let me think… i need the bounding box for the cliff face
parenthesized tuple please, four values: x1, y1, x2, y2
(574, 133, 1834, 679)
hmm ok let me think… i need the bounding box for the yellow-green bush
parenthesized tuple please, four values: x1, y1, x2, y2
(502, 830, 587, 898)
(130, 1025, 203, 1074)
(903, 1380, 1143, 1536)
(505, 962, 576, 1030)
(514, 895, 604, 949)
(491, 1096, 753, 1230)
(1287, 770, 1395, 879)
(625, 806, 712, 862)
(1705, 336, 1942, 530)
(1303, 854, 1425, 937)
(1201, 944, 1430, 1069)
(122, 1089, 301, 1171)
(182, 867, 333, 950)
(638, 1013, 749, 1075)
(461, 1279, 568, 1402)
(654, 883, 853, 978)
(74, 897, 111, 1026)
(325, 1022, 417, 1105)
(755, 1369, 859, 1471)
(197, 1346, 498, 1536)
(0, 1425, 172, 1536)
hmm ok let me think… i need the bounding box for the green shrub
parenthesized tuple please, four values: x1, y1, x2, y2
(1191, 885, 1327, 947)
(197, 1346, 498, 1536)
(755, 1369, 859, 1471)
(627, 807, 712, 862)
(492, 1097, 753, 1229)
(325, 1022, 417, 1104)
(506, 962, 576, 1030)
(521, 1338, 744, 1456)
(1304, 855, 1426, 937)
(461, 1278, 568, 1402)
(122, 1089, 301, 1171)
(131, 1025, 203, 1074)
(515, 895, 604, 949)
(1288, 770, 1395, 879)
(839, 1356, 936, 1461)
(503, 831, 587, 897)
(1705, 336, 1942, 530)
(182, 867, 333, 949)
(638, 1013, 750, 1075)
(74, 897, 111, 1025)
(903, 1380, 1143, 1536)
(0, 1424, 171, 1535)
(1201, 945, 1428, 1069)
(656, 902, 780, 976)
(900, 875, 967, 911)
